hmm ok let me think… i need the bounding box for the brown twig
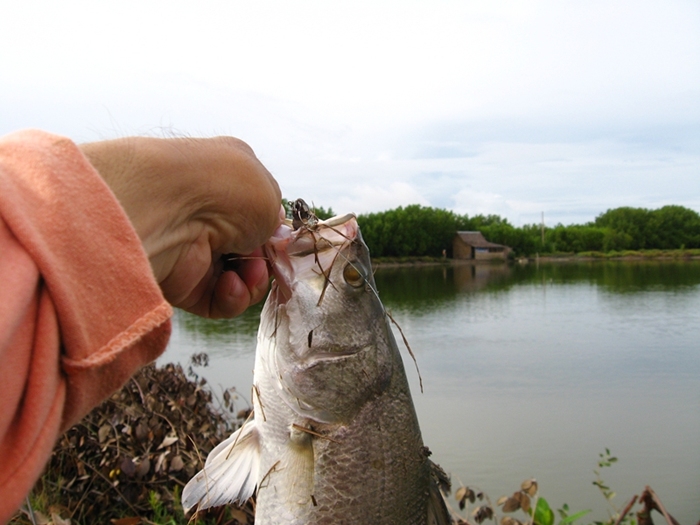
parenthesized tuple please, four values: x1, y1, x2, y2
(613, 494, 638, 525)
(291, 423, 340, 444)
(640, 486, 680, 525)
(130, 376, 146, 405)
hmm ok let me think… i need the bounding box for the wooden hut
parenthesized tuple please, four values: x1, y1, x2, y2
(453, 231, 510, 260)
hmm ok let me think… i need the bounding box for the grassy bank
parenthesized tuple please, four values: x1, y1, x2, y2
(564, 248, 700, 259)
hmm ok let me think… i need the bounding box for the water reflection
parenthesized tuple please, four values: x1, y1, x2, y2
(375, 260, 700, 314)
(510, 260, 700, 292)
(452, 263, 513, 293)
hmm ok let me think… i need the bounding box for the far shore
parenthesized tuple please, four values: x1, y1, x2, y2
(371, 251, 700, 268)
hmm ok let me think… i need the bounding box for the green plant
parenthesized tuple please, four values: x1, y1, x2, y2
(557, 503, 594, 525)
(592, 448, 618, 504)
(148, 490, 179, 525)
(591, 449, 637, 525)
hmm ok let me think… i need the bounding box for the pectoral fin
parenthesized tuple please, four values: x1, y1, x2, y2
(182, 421, 261, 513)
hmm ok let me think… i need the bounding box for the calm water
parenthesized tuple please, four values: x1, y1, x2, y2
(161, 260, 700, 524)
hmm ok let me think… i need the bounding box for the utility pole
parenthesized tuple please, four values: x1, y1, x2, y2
(541, 212, 545, 246)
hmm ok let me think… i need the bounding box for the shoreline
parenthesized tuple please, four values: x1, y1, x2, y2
(372, 253, 700, 268)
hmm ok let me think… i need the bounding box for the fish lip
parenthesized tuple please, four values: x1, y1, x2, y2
(264, 213, 359, 302)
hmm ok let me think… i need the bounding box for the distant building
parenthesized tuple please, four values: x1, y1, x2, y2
(453, 231, 511, 260)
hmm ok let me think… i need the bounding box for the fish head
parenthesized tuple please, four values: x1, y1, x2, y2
(261, 213, 394, 424)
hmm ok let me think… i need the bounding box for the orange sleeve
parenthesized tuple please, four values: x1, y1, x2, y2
(0, 130, 173, 522)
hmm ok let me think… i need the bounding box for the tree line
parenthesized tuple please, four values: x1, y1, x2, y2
(359, 204, 700, 257)
(282, 201, 700, 257)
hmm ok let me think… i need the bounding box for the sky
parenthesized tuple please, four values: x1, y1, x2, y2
(2, 1, 699, 226)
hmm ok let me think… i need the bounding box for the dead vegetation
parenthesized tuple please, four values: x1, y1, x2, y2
(11, 355, 253, 525)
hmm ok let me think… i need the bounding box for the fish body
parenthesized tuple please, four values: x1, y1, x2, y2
(183, 209, 449, 524)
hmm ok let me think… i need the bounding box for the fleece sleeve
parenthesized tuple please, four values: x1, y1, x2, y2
(0, 130, 173, 523)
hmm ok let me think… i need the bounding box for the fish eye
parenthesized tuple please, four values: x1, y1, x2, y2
(343, 263, 364, 287)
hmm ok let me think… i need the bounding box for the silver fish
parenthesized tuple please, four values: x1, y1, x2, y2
(183, 206, 450, 524)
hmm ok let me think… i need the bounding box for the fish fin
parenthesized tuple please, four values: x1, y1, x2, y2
(427, 461, 452, 525)
(181, 421, 261, 514)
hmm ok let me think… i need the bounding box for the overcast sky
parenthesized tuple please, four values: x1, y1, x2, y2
(2, 1, 699, 225)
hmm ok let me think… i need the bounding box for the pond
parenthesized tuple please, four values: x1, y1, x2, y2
(161, 260, 700, 524)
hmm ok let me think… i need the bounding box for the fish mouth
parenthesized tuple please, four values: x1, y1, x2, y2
(303, 344, 371, 363)
(264, 213, 359, 302)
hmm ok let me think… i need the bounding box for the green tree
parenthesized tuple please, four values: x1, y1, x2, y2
(548, 225, 606, 253)
(358, 205, 459, 257)
(594, 207, 652, 249)
(648, 205, 700, 249)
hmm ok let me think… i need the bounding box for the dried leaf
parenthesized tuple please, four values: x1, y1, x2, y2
(135, 457, 150, 479)
(497, 496, 509, 506)
(125, 405, 140, 418)
(158, 435, 178, 449)
(521, 478, 538, 497)
(134, 422, 148, 441)
(169, 455, 184, 472)
(517, 492, 531, 512)
(502, 495, 521, 513)
(472, 505, 494, 524)
(155, 451, 168, 473)
(120, 456, 136, 477)
(455, 486, 469, 502)
(456, 487, 468, 510)
(98, 424, 111, 444)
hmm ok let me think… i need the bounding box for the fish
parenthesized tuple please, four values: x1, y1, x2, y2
(182, 201, 451, 524)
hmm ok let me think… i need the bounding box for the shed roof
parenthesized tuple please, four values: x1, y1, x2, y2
(455, 231, 506, 249)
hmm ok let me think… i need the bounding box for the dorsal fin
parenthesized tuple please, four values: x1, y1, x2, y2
(182, 421, 261, 513)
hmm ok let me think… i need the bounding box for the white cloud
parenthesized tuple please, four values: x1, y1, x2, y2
(336, 183, 431, 215)
(452, 190, 513, 218)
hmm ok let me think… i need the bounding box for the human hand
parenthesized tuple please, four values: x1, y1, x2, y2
(80, 136, 282, 318)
